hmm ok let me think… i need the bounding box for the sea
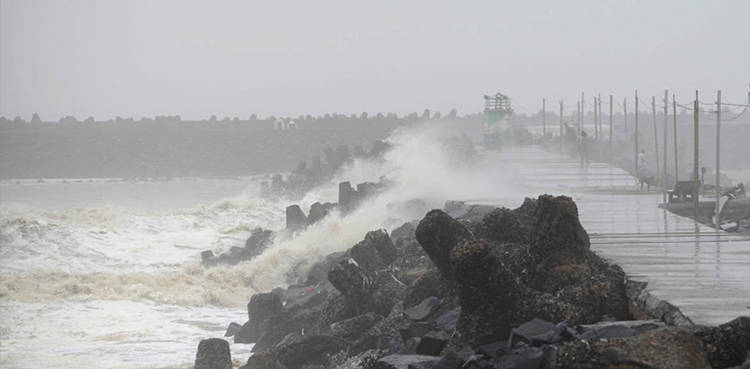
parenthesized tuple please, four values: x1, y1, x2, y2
(0, 124, 523, 368)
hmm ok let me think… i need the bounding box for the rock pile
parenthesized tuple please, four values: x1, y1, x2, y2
(261, 140, 390, 200)
(198, 194, 750, 369)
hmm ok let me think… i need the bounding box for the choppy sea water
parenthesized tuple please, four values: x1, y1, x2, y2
(0, 177, 285, 368)
(0, 124, 523, 368)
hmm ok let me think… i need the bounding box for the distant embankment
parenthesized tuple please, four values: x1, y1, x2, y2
(0, 124, 398, 180)
(0, 115, 484, 179)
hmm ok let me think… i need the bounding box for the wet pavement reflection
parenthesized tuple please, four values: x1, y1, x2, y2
(472, 146, 750, 326)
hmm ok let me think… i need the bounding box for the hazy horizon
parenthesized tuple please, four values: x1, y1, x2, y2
(1, 0, 749, 120)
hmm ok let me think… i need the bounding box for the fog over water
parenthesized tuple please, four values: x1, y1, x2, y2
(1, 1, 749, 368)
(1, 0, 749, 119)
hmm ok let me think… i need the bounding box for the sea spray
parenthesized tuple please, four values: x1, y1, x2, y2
(236, 122, 522, 292)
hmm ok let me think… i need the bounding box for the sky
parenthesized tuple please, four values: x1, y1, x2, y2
(1, 0, 749, 121)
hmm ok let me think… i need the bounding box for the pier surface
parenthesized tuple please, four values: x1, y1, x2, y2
(471, 145, 750, 326)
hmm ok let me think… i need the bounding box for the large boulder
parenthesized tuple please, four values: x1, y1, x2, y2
(329, 312, 384, 341)
(235, 292, 285, 344)
(351, 240, 386, 272)
(273, 335, 362, 369)
(696, 316, 750, 368)
(528, 195, 592, 293)
(450, 240, 520, 347)
(557, 327, 710, 369)
(243, 228, 274, 261)
(365, 229, 399, 266)
(415, 210, 475, 282)
(328, 258, 402, 317)
(195, 338, 232, 369)
(473, 207, 530, 245)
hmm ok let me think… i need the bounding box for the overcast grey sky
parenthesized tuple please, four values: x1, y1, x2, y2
(1, 0, 749, 121)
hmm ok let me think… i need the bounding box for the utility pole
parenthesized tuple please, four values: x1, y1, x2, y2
(577, 102, 581, 134)
(609, 95, 613, 155)
(594, 96, 599, 141)
(673, 94, 678, 181)
(635, 91, 639, 174)
(693, 91, 699, 219)
(715, 90, 722, 228)
(543, 98, 546, 137)
(624, 98, 628, 153)
(597, 94, 604, 161)
(652, 96, 660, 174)
(581, 92, 585, 134)
(598, 93, 603, 142)
(663, 90, 668, 206)
(559, 100, 564, 154)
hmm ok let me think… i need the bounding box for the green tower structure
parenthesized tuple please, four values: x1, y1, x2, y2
(483, 93, 513, 148)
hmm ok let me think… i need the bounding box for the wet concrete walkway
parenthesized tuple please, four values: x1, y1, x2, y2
(471, 145, 750, 326)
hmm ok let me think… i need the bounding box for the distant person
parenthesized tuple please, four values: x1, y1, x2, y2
(577, 131, 589, 165)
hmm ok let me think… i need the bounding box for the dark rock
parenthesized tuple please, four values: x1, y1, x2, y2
(278, 331, 303, 347)
(404, 296, 441, 321)
(218, 253, 230, 264)
(450, 239, 519, 347)
(373, 354, 440, 369)
(415, 209, 475, 281)
(330, 312, 383, 341)
(328, 258, 374, 309)
(235, 292, 286, 344)
(328, 257, 403, 317)
(475, 340, 509, 358)
(557, 327, 709, 369)
(308, 202, 334, 225)
(248, 292, 284, 321)
(352, 240, 386, 272)
(498, 346, 544, 369)
(368, 140, 389, 157)
(316, 292, 358, 331)
(378, 335, 406, 355)
(286, 205, 308, 231)
(474, 207, 530, 245)
(555, 260, 630, 320)
(399, 322, 435, 343)
(201, 250, 215, 263)
(339, 349, 387, 369)
(696, 316, 750, 369)
(602, 347, 627, 363)
(405, 337, 422, 355)
(244, 228, 274, 260)
(339, 182, 355, 209)
(416, 330, 450, 356)
(273, 335, 359, 369)
(240, 351, 288, 369)
(435, 308, 460, 332)
(228, 246, 244, 264)
(510, 318, 555, 348)
(366, 229, 400, 266)
(403, 269, 454, 309)
(253, 303, 327, 351)
(433, 349, 469, 369)
(528, 195, 591, 293)
(195, 338, 232, 369)
(203, 256, 219, 268)
(224, 322, 241, 337)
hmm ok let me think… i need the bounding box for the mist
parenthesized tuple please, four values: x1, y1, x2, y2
(2, 1, 750, 369)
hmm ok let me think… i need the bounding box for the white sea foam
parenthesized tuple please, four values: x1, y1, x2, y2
(0, 122, 522, 368)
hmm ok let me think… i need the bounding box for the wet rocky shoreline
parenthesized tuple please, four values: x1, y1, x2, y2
(195, 192, 750, 369)
(189, 133, 750, 369)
